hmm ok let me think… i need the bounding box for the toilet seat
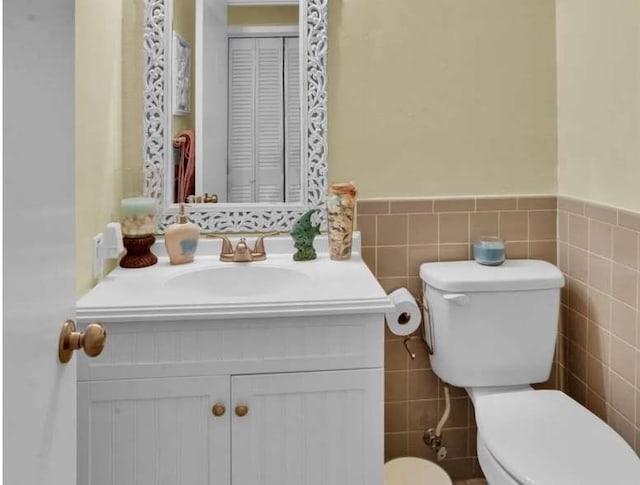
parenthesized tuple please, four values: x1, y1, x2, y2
(474, 390, 640, 484)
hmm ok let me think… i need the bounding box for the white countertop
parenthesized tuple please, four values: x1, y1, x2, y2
(76, 234, 392, 323)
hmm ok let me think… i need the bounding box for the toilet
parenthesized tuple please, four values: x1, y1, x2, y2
(420, 259, 640, 484)
(384, 457, 452, 485)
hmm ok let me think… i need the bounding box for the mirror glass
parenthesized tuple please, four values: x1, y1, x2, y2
(170, 1, 302, 205)
(142, 0, 327, 233)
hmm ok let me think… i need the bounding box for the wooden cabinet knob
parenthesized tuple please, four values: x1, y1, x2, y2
(235, 405, 249, 417)
(212, 403, 226, 417)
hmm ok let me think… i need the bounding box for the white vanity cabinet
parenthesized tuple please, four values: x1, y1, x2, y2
(231, 369, 381, 485)
(78, 376, 231, 485)
(76, 314, 385, 485)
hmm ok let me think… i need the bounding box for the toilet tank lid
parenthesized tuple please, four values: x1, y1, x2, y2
(420, 260, 565, 292)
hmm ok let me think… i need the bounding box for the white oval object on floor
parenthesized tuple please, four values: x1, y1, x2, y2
(384, 457, 452, 485)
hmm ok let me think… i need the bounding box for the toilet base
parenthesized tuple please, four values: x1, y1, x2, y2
(467, 386, 530, 484)
(476, 432, 520, 485)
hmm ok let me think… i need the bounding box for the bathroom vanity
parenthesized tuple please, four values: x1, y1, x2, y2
(73, 1, 379, 481)
(76, 236, 391, 485)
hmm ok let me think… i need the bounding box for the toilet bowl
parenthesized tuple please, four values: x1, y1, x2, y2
(384, 457, 452, 485)
(419, 260, 640, 484)
(469, 387, 640, 484)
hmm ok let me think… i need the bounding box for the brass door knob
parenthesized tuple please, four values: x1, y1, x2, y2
(235, 405, 249, 417)
(58, 320, 107, 363)
(212, 403, 226, 417)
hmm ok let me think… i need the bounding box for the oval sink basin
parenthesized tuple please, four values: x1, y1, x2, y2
(165, 265, 311, 299)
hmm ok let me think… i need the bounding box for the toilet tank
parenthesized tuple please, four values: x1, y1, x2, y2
(420, 260, 565, 388)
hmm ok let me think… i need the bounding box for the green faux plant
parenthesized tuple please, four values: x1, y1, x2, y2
(291, 209, 321, 261)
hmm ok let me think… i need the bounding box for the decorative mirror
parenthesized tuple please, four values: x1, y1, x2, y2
(143, 0, 328, 232)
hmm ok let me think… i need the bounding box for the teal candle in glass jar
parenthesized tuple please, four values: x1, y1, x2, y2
(473, 237, 505, 266)
(121, 197, 156, 237)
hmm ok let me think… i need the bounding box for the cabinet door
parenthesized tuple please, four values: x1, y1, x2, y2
(231, 369, 383, 485)
(78, 377, 230, 485)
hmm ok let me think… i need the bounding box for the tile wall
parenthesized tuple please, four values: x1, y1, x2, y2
(356, 195, 558, 480)
(558, 196, 640, 453)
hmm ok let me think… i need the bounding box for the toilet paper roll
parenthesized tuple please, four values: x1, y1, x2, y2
(385, 288, 421, 336)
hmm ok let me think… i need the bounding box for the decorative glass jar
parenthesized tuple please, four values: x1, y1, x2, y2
(327, 182, 357, 260)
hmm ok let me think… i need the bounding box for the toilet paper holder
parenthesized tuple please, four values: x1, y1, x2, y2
(403, 298, 434, 359)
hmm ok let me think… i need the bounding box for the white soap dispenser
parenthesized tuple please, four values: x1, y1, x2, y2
(164, 203, 199, 264)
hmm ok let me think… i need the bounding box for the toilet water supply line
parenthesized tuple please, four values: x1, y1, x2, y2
(436, 385, 451, 438)
(424, 384, 450, 461)
(402, 295, 451, 461)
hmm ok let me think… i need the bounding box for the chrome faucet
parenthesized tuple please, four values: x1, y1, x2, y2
(206, 232, 278, 262)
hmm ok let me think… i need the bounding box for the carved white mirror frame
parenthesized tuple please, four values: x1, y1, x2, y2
(143, 0, 328, 233)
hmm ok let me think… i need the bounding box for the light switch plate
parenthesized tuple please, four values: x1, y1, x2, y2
(92, 233, 104, 280)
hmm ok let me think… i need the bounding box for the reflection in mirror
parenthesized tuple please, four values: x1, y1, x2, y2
(143, 0, 328, 233)
(170, 1, 302, 205)
(171, 0, 196, 203)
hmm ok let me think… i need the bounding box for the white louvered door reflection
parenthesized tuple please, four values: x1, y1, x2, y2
(284, 37, 301, 202)
(255, 37, 285, 202)
(227, 37, 256, 203)
(228, 36, 299, 203)
(78, 377, 230, 485)
(231, 369, 384, 485)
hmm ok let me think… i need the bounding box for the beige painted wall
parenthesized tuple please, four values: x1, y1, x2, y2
(173, 0, 196, 135)
(122, 0, 145, 196)
(228, 5, 298, 26)
(556, 0, 640, 212)
(76, 0, 560, 294)
(76, 0, 125, 294)
(328, 0, 558, 199)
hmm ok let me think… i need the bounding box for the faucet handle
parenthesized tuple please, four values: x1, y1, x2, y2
(235, 237, 250, 252)
(205, 233, 233, 256)
(233, 238, 252, 262)
(252, 231, 279, 258)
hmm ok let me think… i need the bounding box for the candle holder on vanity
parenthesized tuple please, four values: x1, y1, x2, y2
(119, 197, 158, 268)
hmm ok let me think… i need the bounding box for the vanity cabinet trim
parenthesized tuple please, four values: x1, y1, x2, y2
(77, 314, 384, 382)
(76, 299, 392, 324)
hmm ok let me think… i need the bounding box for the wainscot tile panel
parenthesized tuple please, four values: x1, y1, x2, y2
(356, 195, 558, 480)
(363, 195, 640, 474)
(558, 196, 640, 455)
